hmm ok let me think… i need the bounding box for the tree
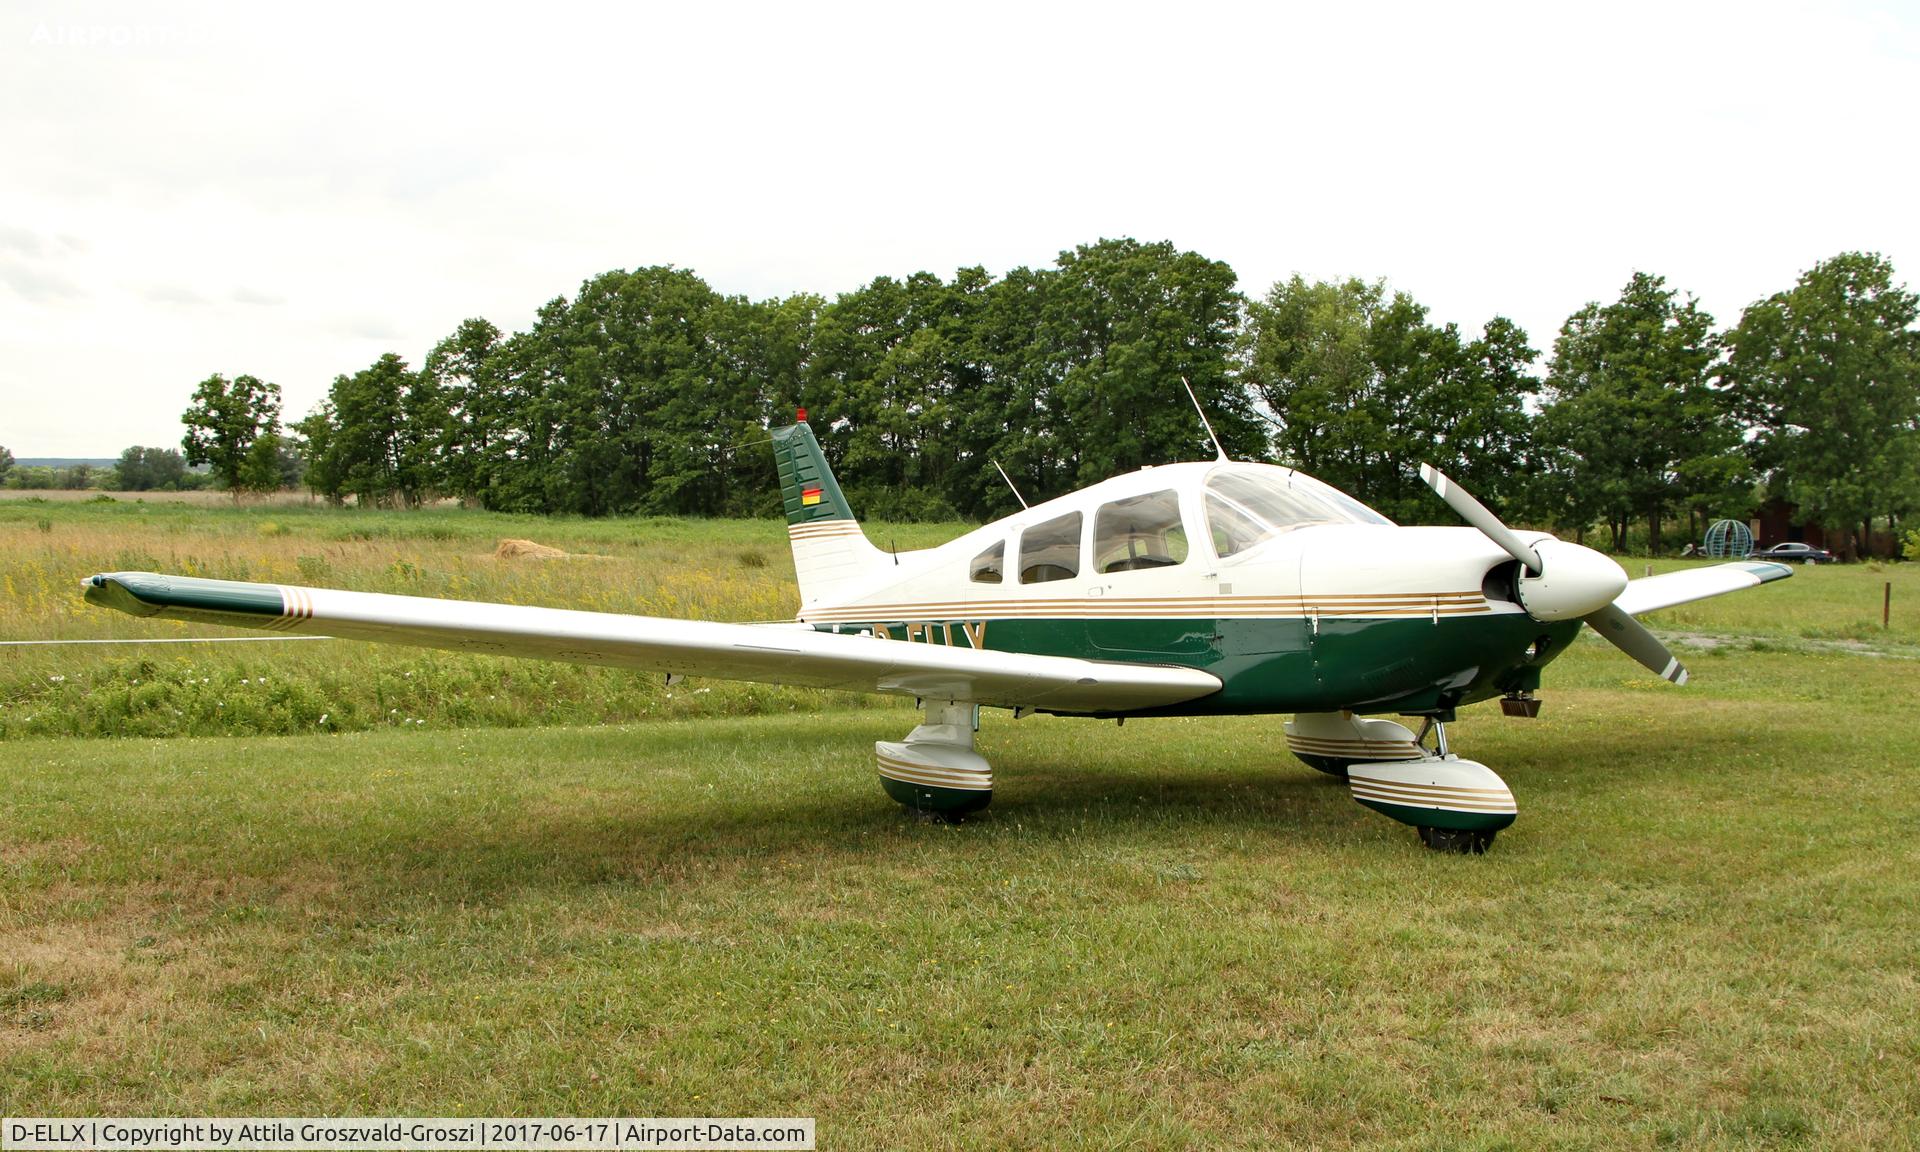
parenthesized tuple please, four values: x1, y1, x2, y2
(1040, 238, 1259, 492)
(0, 445, 12, 485)
(1533, 273, 1730, 552)
(424, 318, 506, 507)
(181, 373, 282, 501)
(7, 465, 56, 490)
(325, 353, 440, 507)
(292, 403, 346, 503)
(1242, 276, 1538, 523)
(111, 446, 189, 491)
(1724, 252, 1920, 559)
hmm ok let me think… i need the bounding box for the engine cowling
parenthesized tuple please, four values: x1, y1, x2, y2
(1513, 538, 1629, 622)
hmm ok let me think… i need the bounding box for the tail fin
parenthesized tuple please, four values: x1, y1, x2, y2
(771, 419, 888, 608)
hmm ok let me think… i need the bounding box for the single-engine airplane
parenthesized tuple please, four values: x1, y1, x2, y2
(82, 414, 1792, 852)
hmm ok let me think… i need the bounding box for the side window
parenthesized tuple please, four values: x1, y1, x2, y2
(970, 540, 1004, 584)
(1018, 512, 1082, 584)
(1206, 492, 1267, 558)
(1094, 490, 1189, 573)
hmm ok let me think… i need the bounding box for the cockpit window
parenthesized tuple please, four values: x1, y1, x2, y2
(1019, 512, 1082, 584)
(970, 540, 1004, 584)
(1094, 490, 1189, 573)
(1205, 466, 1391, 558)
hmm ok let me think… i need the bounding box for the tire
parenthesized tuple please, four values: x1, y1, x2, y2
(1418, 825, 1496, 854)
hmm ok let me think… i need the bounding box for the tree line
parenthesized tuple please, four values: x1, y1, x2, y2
(170, 239, 1917, 556)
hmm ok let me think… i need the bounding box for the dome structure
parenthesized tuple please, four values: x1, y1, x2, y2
(1703, 519, 1754, 558)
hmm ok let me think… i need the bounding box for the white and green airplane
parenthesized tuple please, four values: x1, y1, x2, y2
(83, 416, 1792, 852)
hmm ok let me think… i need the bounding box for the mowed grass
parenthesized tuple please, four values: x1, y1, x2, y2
(4, 655, 1920, 1144)
(3, 499, 1919, 1145)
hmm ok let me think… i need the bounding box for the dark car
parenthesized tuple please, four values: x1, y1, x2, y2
(1757, 542, 1838, 564)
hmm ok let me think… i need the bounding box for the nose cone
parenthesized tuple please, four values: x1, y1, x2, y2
(1514, 540, 1629, 621)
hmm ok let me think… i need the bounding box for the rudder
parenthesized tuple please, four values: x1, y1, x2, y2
(771, 420, 887, 608)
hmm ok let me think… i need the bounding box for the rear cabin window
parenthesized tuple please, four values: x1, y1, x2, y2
(1094, 490, 1189, 573)
(970, 540, 1004, 584)
(1018, 512, 1082, 584)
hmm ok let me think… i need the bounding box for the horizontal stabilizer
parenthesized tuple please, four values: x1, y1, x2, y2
(81, 572, 1221, 714)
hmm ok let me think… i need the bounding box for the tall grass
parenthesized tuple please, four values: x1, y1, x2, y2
(0, 502, 966, 739)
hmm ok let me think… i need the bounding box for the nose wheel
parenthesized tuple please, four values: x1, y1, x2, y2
(1418, 824, 1498, 854)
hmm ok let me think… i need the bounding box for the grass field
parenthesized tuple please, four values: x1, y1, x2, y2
(4, 501, 1919, 1147)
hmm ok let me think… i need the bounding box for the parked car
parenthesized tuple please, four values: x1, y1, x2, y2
(1757, 542, 1838, 564)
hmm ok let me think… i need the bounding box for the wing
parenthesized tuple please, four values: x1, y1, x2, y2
(81, 572, 1220, 714)
(1611, 560, 1794, 617)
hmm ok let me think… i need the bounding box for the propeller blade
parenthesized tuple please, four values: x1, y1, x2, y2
(1584, 602, 1688, 685)
(1418, 464, 1542, 573)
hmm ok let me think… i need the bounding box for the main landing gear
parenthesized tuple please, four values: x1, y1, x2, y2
(1285, 711, 1517, 853)
(876, 700, 993, 821)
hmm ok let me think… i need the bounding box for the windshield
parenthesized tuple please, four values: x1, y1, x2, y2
(1204, 465, 1391, 557)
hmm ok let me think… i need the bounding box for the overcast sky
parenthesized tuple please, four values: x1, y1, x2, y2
(4, 0, 1916, 456)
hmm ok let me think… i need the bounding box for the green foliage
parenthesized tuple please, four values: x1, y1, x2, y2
(0, 445, 12, 483)
(1534, 272, 1739, 550)
(112, 445, 190, 491)
(181, 372, 283, 498)
(1724, 251, 1920, 559)
(1242, 276, 1536, 523)
(305, 353, 441, 507)
(183, 242, 1914, 558)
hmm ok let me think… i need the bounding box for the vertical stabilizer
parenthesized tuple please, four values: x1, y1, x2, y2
(771, 420, 888, 608)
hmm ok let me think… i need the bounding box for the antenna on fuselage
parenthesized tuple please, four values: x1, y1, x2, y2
(1181, 376, 1230, 463)
(991, 459, 1029, 509)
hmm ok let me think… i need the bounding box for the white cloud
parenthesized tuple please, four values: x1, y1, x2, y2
(1, 0, 1916, 454)
(140, 283, 211, 306)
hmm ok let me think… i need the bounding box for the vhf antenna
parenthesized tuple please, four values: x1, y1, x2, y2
(1182, 376, 1230, 462)
(991, 459, 1029, 509)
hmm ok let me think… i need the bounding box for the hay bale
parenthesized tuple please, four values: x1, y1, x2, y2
(496, 538, 568, 560)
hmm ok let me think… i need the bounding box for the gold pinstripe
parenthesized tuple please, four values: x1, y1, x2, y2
(805, 591, 1492, 623)
(876, 754, 993, 791)
(265, 586, 314, 631)
(1346, 776, 1514, 798)
(1287, 736, 1423, 758)
(1350, 788, 1517, 814)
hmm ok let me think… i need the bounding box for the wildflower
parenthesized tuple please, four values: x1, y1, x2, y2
(48, 674, 65, 683)
(318, 713, 329, 725)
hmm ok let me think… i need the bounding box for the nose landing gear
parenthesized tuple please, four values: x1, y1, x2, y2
(1290, 712, 1518, 853)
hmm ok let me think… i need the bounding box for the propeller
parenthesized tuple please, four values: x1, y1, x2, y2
(1418, 463, 1542, 574)
(1419, 465, 1689, 685)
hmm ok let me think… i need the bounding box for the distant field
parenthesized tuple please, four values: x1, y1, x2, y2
(0, 488, 321, 505)
(4, 499, 1919, 1145)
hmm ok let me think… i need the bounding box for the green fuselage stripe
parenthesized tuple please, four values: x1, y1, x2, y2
(814, 613, 1579, 716)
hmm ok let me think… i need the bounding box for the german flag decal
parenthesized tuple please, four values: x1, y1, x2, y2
(801, 486, 823, 506)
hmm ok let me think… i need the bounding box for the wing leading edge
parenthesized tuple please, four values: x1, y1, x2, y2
(81, 572, 1221, 714)
(1611, 561, 1794, 617)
